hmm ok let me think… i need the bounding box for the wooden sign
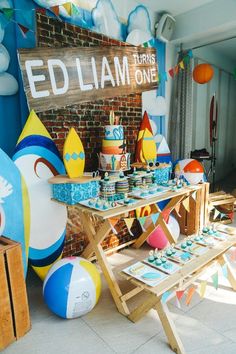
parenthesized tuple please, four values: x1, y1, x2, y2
(18, 46, 158, 113)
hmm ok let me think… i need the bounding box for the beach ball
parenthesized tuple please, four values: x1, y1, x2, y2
(175, 159, 205, 185)
(43, 257, 101, 319)
(147, 215, 180, 249)
(193, 63, 214, 84)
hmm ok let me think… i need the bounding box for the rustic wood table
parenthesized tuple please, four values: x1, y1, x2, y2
(55, 185, 236, 354)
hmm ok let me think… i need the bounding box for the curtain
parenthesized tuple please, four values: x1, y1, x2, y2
(168, 53, 193, 162)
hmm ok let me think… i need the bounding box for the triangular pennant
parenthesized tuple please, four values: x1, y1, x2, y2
(124, 218, 135, 236)
(161, 209, 170, 222)
(182, 198, 190, 212)
(142, 41, 149, 48)
(183, 55, 190, 65)
(174, 203, 181, 218)
(230, 248, 236, 262)
(228, 212, 234, 221)
(158, 73, 162, 83)
(199, 280, 207, 298)
(175, 297, 181, 309)
(18, 23, 29, 37)
(168, 68, 174, 78)
(221, 264, 228, 279)
(211, 271, 218, 290)
(220, 212, 226, 219)
(50, 5, 60, 17)
(188, 50, 193, 58)
(162, 291, 171, 303)
(1, 8, 14, 20)
(176, 290, 185, 301)
(71, 3, 81, 17)
(109, 218, 119, 235)
(138, 217, 147, 231)
(36, 7, 47, 15)
(186, 287, 195, 306)
(174, 65, 179, 75)
(179, 60, 184, 69)
(213, 208, 220, 220)
(63, 2, 72, 16)
(151, 212, 159, 226)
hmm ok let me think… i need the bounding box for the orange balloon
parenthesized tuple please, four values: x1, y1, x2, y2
(193, 63, 214, 84)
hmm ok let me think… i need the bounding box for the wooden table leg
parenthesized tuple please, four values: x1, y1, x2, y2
(218, 253, 236, 291)
(79, 211, 130, 316)
(82, 221, 112, 259)
(128, 293, 159, 322)
(155, 301, 186, 354)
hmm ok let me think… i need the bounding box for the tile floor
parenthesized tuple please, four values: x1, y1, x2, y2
(3, 235, 236, 354)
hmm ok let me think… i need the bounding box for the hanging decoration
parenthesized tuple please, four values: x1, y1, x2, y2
(193, 63, 214, 84)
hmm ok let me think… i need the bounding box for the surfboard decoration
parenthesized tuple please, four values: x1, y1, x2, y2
(13, 110, 68, 280)
(210, 93, 218, 146)
(135, 111, 156, 164)
(141, 128, 157, 163)
(0, 148, 29, 276)
(63, 127, 85, 178)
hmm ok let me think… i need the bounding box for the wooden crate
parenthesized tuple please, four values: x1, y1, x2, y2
(0, 236, 31, 350)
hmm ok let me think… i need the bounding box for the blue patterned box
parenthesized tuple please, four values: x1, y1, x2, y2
(52, 181, 100, 205)
(154, 167, 171, 184)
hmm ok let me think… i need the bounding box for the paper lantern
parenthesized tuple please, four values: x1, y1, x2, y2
(193, 63, 214, 84)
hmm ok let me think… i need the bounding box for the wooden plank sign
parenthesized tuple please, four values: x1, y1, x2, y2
(18, 46, 158, 113)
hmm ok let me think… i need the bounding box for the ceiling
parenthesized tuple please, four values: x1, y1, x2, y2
(139, 0, 215, 16)
(139, 0, 236, 63)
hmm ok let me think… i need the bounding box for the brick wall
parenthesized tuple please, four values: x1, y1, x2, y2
(36, 13, 143, 256)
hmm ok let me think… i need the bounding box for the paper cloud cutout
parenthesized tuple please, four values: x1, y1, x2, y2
(142, 90, 167, 116)
(127, 5, 152, 37)
(92, 0, 123, 41)
(0, 72, 18, 95)
(126, 29, 152, 46)
(0, 44, 10, 73)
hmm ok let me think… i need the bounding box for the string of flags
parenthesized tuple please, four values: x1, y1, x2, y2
(0, 2, 81, 37)
(161, 262, 234, 306)
(209, 205, 233, 221)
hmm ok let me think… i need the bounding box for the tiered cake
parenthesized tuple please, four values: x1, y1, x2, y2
(99, 122, 130, 172)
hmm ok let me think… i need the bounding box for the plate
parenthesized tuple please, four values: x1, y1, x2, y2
(122, 261, 167, 287)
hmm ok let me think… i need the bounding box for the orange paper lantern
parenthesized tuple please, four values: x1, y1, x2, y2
(193, 63, 214, 84)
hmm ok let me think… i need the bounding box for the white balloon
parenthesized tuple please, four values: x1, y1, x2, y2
(0, 72, 18, 95)
(0, 44, 10, 72)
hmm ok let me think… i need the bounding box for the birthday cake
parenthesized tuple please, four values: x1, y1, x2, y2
(99, 112, 130, 172)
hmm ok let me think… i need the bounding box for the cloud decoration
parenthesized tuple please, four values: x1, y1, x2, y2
(142, 90, 167, 116)
(0, 44, 10, 73)
(0, 72, 19, 96)
(92, 0, 123, 41)
(126, 29, 152, 46)
(127, 5, 152, 37)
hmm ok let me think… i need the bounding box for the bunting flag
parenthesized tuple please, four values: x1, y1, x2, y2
(176, 290, 185, 301)
(199, 280, 207, 298)
(109, 218, 119, 235)
(228, 212, 234, 221)
(230, 248, 236, 262)
(168, 68, 174, 78)
(213, 208, 220, 220)
(151, 212, 159, 226)
(162, 72, 168, 81)
(221, 264, 228, 279)
(137, 217, 147, 231)
(162, 291, 172, 303)
(162, 208, 171, 222)
(179, 60, 184, 69)
(174, 203, 181, 218)
(72, 3, 81, 16)
(124, 218, 135, 237)
(18, 23, 30, 37)
(175, 297, 181, 309)
(211, 271, 218, 290)
(182, 198, 190, 212)
(50, 5, 60, 17)
(1, 7, 14, 20)
(63, 2, 72, 16)
(36, 8, 47, 15)
(186, 287, 195, 306)
(174, 65, 179, 75)
(188, 50, 193, 58)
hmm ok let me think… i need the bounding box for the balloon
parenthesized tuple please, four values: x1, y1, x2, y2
(147, 215, 180, 249)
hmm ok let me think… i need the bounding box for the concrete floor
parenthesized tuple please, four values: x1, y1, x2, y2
(3, 228, 236, 354)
